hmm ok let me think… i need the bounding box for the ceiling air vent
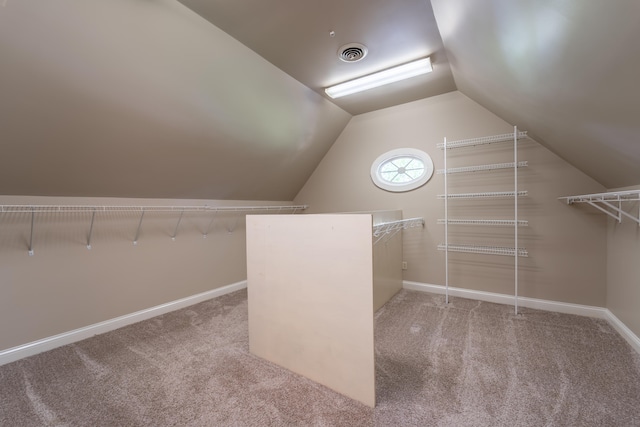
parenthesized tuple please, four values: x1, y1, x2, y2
(338, 43, 368, 63)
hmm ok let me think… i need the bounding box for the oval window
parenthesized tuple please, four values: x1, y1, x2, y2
(370, 148, 434, 192)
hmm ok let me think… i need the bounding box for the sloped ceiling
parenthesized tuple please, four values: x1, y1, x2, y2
(1, 0, 639, 201)
(0, 0, 351, 201)
(431, 0, 640, 189)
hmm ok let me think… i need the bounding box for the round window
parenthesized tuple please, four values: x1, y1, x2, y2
(370, 148, 434, 192)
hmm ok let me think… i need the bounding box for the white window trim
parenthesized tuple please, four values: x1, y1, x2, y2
(370, 148, 434, 192)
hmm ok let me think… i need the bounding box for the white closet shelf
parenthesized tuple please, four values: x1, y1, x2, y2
(2, 204, 308, 256)
(437, 191, 527, 200)
(438, 244, 528, 257)
(559, 189, 640, 225)
(437, 131, 528, 150)
(437, 161, 528, 175)
(438, 219, 528, 226)
(0, 204, 308, 213)
(373, 217, 424, 245)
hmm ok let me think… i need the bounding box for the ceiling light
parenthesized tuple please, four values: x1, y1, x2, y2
(325, 57, 433, 99)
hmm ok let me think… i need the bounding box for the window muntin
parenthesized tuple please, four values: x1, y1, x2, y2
(371, 148, 433, 192)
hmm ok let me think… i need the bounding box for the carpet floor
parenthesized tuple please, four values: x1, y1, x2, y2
(1, 289, 639, 426)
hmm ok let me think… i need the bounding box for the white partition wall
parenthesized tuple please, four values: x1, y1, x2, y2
(246, 214, 375, 407)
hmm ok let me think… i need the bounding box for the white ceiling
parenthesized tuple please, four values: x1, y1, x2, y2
(178, 0, 457, 116)
(1, 0, 639, 200)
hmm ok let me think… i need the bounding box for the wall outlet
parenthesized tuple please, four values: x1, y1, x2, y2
(402, 261, 408, 270)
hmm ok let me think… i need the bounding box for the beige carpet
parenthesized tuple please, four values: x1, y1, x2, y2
(1, 289, 639, 426)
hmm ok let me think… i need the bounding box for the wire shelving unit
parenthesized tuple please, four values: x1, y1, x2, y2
(438, 126, 528, 314)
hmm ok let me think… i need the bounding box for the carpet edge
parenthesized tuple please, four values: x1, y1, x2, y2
(0, 280, 247, 366)
(403, 281, 640, 355)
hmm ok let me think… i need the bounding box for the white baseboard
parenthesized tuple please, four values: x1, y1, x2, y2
(604, 310, 640, 355)
(0, 280, 247, 367)
(403, 281, 640, 354)
(403, 281, 607, 317)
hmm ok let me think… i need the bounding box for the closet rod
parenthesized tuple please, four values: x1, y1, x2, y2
(0, 204, 309, 213)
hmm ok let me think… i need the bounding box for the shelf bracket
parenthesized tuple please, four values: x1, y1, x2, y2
(87, 209, 96, 249)
(28, 209, 35, 256)
(226, 214, 240, 233)
(600, 200, 640, 225)
(133, 209, 145, 245)
(561, 190, 640, 226)
(171, 210, 184, 240)
(203, 211, 218, 239)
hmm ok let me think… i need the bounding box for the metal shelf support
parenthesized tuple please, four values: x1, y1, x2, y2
(133, 210, 145, 246)
(28, 209, 35, 256)
(171, 210, 184, 240)
(87, 210, 96, 249)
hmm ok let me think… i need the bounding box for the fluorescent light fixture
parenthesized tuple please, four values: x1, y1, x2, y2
(325, 57, 432, 99)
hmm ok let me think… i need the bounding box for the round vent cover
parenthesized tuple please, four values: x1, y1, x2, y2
(338, 43, 368, 62)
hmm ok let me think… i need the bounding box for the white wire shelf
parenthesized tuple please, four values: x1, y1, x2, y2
(437, 161, 528, 175)
(437, 191, 527, 200)
(559, 189, 640, 225)
(559, 190, 640, 204)
(0, 204, 308, 214)
(1, 204, 308, 255)
(372, 217, 424, 245)
(437, 131, 528, 150)
(438, 244, 528, 257)
(438, 219, 528, 226)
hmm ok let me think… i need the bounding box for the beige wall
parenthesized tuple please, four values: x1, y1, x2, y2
(295, 91, 608, 306)
(606, 185, 640, 338)
(0, 195, 293, 351)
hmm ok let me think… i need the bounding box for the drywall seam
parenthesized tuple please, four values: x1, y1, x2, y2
(404, 281, 640, 355)
(0, 280, 247, 366)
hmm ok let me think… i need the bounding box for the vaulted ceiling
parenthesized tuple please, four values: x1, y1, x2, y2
(1, 0, 639, 200)
(430, 0, 640, 189)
